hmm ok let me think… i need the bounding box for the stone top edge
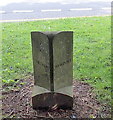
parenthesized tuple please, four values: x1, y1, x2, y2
(31, 31, 73, 35)
(31, 31, 73, 40)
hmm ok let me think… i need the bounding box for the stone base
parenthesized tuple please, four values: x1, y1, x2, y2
(32, 92, 73, 110)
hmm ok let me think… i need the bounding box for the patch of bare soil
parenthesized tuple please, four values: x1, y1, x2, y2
(2, 76, 111, 119)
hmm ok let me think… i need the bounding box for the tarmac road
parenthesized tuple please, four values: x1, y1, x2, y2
(0, 1, 111, 22)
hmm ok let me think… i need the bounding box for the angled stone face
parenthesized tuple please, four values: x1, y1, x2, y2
(53, 32, 73, 97)
(31, 32, 50, 90)
(31, 31, 73, 110)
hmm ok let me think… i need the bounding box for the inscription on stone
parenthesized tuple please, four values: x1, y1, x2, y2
(31, 31, 73, 110)
(53, 32, 73, 95)
(31, 32, 50, 90)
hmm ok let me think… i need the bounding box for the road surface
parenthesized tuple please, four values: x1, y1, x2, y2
(0, 1, 112, 22)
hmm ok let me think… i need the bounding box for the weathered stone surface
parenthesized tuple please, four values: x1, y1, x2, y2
(32, 92, 73, 110)
(31, 31, 73, 110)
(31, 32, 50, 91)
(53, 32, 73, 97)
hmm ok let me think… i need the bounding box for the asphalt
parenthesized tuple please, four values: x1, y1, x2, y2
(0, 2, 111, 22)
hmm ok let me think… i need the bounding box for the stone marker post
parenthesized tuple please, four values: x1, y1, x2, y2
(31, 31, 73, 110)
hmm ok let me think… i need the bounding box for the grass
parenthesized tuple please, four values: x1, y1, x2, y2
(2, 16, 111, 106)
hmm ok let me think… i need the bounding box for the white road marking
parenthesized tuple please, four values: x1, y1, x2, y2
(41, 9, 61, 12)
(70, 8, 92, 11)
(0, 7, 111, 15)
(101, 7, 111, 10)
(12, 10, 34, 13)
(0, 11, 6, 14)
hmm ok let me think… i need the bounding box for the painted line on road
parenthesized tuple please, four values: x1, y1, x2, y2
(41, 9, 62, 12)
(12, 10, 34, 13)
(0, 7, 111, 14)
(0, 15, 110, 23)
(0, 11, 6, 14)
(70, 8, 92, 11)
(101, 7, 111, 10)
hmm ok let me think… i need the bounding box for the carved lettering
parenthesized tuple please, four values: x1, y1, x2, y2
(54, 59, 71, 68)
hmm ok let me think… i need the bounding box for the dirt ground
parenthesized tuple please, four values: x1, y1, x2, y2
(2, 76, 111, 119)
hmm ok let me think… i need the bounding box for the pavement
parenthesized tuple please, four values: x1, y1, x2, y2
(0, 1, 112, 22)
